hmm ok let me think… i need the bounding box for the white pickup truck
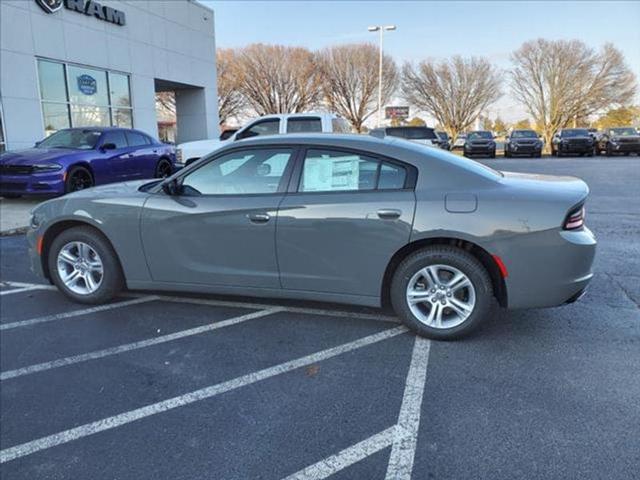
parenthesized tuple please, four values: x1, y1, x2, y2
(176, 112, 352, 167)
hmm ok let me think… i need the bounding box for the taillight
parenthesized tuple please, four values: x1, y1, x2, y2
(563, 205, 585, 230)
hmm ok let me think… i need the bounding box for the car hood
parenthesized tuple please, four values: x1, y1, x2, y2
(0, 148, 83, 165)
(62, 179, 155, 199)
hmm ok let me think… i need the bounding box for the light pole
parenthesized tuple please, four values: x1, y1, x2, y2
(368, 25, 396, 127)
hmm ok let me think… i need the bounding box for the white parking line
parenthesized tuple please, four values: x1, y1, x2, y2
(1, 281, 55, 290)
(0, 307, 283, 381)
(0, 296, 159, 331)
(385, 337, 431, 480)
(0, 325, 407, 464)
(282, 426, 398, 480)
(0, 286, 49, 296)
(157, 295, 399, 324)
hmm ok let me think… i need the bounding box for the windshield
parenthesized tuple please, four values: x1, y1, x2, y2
(511, 130, 538, 139)
(561, 129, 589, 138)
(386, 127, 437, 140)
(38, 129, 101, 150)
(610, 127, 637, 136)
(467, 131, 493, 140)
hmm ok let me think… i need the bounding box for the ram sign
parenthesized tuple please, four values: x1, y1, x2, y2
(385, 106, 410, 120)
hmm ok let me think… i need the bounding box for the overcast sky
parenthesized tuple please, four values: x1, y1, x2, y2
(202, 0, 640, 124)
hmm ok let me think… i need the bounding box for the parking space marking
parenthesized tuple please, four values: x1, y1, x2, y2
(158, 295, 399, 324)
(1, 281, 56, 291)
(0, 296, 159, 331)
(385, 337, 431, 480)
(0, 307, 283, 381)
(0, 286, 50, 296)
(282, 426, 397, 480)
(0, 325, 407, 464)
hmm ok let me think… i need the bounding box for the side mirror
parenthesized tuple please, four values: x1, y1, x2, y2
(34, 141, 42, 147)
(161, 178, 181, 196)
(100, 143, 116, 151)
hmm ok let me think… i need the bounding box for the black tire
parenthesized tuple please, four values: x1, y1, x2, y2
(48, 226, 124, 304)
(390, 246, 493, 340)
(155, 158, 173, 178)
(489, 150, 496, 159)
(504, 150, 510, 158)
(65, 166, 94, 194)
(606, 145, 613, 157)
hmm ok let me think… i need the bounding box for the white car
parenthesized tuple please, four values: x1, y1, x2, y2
(176, 113, 351, 167)
(452, 133, 467, 150)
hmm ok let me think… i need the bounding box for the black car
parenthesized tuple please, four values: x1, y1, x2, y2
(551, 129, 595, 157)
(595, 127, 640, 156)
(435, 131, 451, 150)
(369, 126, 439, 147)
(504, 129, 543, 158)
(463, 131, 496, 158)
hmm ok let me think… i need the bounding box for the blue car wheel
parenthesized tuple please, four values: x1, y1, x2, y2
(65, 166, 94, 194)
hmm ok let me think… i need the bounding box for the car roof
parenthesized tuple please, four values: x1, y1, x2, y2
(257, 112, 339, 120)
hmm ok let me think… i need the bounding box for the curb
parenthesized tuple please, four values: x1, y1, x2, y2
(0, 226, 29, 237)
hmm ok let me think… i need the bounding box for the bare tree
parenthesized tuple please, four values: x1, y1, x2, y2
(401, 56, 502, 139)
(217, 48, 245, 125)
(316, 43, 397, 132)
(234, 43, 320, 115)
(510, 39, 637, 146)
(155, 92, 176, 119)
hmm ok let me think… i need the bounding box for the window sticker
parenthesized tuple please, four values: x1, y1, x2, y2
(303, 156, 360, 191)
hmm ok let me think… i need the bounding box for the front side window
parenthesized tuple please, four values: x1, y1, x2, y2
(300, 149, 407, 192)
(181, 148, 294, 195)
(238, 119, 280, 139)
(286, 117, 322, 133)
(37, 129, 101, 150)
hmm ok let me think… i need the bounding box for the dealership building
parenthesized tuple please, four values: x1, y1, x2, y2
(0, 0, 219, 152)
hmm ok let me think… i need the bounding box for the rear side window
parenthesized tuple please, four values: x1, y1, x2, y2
(125, 131, 149, 147)
(286, 117, 322, 133)
(101, 131, 128, 149)
(299, 148, 407, 192)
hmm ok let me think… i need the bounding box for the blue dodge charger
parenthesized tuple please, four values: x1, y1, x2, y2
(0, 127, 175, 197)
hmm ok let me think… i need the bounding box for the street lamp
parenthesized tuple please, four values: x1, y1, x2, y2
(368, 25, 396, 127)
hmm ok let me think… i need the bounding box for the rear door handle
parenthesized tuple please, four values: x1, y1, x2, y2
(247, 213, 270, 223)
(377, 208, 402, 220)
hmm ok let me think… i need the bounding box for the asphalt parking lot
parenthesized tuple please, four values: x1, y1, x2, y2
(1, 156, 639, 480)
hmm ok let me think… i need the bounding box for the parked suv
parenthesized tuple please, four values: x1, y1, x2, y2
(369, 126, 439, 147)
(176, 113, 351, 167)
(463, 131, 496, 158)
(504, 129, 543, 158)
(595, 127, 640, 156)
(551, 129, 595, 157)
(435, 131, 451, 150)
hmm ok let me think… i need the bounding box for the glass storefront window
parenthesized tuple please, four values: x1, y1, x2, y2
(37, 59, 132, 136)
(109, 72, 131, 108)
(70, 105, 110, 128)
(38, 60, 68, 102)
(42, 102, 71, 136)
(67, 65, 109, 107)
(112, 108, 133, 128)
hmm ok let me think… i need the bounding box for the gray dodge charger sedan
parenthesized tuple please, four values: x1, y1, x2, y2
(27, 134, 596, 339)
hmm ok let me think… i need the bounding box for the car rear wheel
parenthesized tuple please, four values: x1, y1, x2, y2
(48, 226, 123, 304)
(65, 166, 94, 194)
(155, 158, 173, 178)
(390, 246, 493, 340)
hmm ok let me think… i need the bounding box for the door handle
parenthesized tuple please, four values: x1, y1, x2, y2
(247, 213, 270, 223)
(377, 208, 402, 220)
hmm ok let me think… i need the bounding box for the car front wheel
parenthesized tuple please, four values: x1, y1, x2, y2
(390, 246, 493, 340)
(65, 166, 94, 193)
(48, 226, 124, 304)
(155, 158, 173, 178)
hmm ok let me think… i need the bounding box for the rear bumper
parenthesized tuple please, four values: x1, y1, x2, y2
(500, 227, 597, 309)
(0, 172, 65, 196)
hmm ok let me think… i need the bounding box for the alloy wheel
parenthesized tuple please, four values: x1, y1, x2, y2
(69, 170, 93, 191)
(56, 241, 104, 295)
(406, 264, 476, 329)
(156, 161, 172, 178)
